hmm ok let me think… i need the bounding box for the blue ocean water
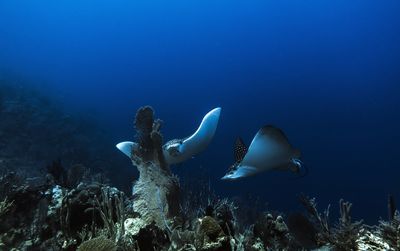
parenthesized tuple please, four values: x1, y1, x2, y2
(1, 0, 399, 223)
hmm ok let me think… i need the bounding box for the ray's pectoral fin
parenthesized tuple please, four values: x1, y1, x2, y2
(163, 107, 222, 165)
(116, 141, 138, 158)
(180, 107, 221, 154)
(221, 165, 258, 180)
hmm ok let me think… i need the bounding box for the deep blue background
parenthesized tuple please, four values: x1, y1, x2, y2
(1, 0, 400, 223)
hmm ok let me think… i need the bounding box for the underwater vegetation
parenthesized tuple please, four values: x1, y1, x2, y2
(1, 82, 400, 251)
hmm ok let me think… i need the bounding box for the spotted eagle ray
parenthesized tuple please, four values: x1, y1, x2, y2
(116, 107, 221, 165)
(221, 125, 303, 180)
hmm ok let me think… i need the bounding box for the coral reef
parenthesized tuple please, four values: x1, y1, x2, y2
(294, 194, 398, 251)
(2, 83, 400, 250)
(1, 163, 400, 250)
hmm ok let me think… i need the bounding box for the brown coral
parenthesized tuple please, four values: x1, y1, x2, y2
(198, 216, 224, 241)
(76, 236, 117, 251)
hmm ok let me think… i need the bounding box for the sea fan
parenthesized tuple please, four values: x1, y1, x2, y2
(299, 195, 363, 250)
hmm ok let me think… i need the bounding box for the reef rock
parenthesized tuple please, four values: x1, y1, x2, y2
(134, 221, 170, 251)
(197, 216, 231, 251)
(169, 229, 197, 251)
(251, 239, 266, 251)
(253, 213, 290, 250)
(124, 217, 146, 237)
(356, 228, 393, 251)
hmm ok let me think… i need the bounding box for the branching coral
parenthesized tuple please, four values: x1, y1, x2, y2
(377, 195, 400, 249)
(59, 183, 125, 247)
(94, 187, 125, 243)
(299, 195, 363, 250)
(299, 194, 332, 245)
(333, 199, 363, 250)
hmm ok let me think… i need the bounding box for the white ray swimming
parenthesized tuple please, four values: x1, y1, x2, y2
(116, 107, 221, 165)
(221, 125, 302, 180)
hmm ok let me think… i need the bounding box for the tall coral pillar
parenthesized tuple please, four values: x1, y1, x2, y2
(129, 106, 180, 229)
